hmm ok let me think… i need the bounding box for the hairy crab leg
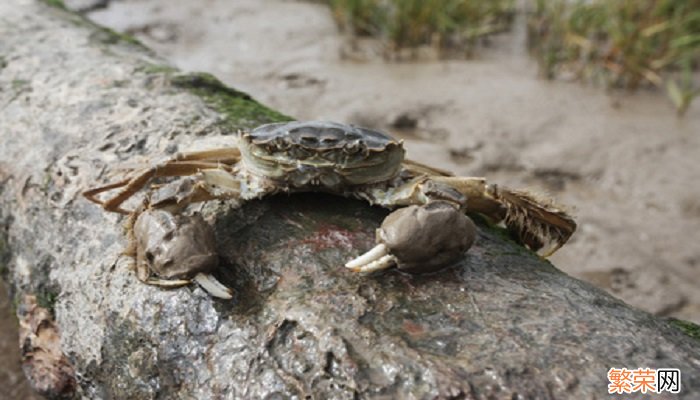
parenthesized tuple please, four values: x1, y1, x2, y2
(430, 176, 576, 256)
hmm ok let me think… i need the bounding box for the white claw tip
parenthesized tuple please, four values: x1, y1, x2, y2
(345, 243, 389, 269)
(194, 273, 233, 299)
(351, 254, 396, 273)
(345, 243, 396, 273)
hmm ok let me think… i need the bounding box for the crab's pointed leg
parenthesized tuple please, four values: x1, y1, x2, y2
(174, 148, 241, 164)
(83, 178, 135, 214)
(401, 159, 455, 177)
(143, 277, 192, 287)
(430, 176, 576, 256)
(141, 274, 232, 299)
(194, 273, 233, 299)
(83, 160, 230, 213)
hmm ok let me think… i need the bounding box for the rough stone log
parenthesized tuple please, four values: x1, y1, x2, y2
(1, 1, 699, 399)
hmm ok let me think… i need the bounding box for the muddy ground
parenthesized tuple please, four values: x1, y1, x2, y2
(1, 0, 699, 395)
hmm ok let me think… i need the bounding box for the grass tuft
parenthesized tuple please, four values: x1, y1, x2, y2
(528, 0, 700, 115)
(327, 0, 515, 58)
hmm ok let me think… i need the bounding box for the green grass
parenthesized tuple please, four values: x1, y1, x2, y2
(528, 0, 700, 114)
(326, 0, 515, 57)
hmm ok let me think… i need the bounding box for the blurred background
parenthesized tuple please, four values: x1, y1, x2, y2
(2, 0, 699, 396)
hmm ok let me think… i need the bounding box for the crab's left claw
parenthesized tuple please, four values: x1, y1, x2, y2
(194, 273, 233, 299)
(346, 201, 476, 274)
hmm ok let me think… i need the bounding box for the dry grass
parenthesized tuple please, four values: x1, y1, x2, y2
(326, 0, 515, 58)
(528, 0, 700, 114)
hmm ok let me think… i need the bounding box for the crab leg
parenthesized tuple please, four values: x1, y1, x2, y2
(84, 161, 231, 213)
(401, 158, 455, 177)
(430, 176, 576, 256)
(138, 274, 232, 299)
(143, 277, 192, 287)
(173, 147, 241, 164)
(356, 174, 574, 257)
(84, 146, 242, 213)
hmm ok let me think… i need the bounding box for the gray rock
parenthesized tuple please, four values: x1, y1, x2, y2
(0, 1, 698, 399)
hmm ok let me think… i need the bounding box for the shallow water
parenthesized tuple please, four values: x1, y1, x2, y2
(87, 0, 700, 322)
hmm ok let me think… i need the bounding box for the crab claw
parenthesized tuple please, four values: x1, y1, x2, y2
(132, 209, 234, 299)
(345, 201, 476, 274)
(344, 243, 396, 273)
(194, 273, 233, 299)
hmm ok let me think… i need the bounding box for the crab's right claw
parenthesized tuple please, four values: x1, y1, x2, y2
(194, 273, 233, 299)
(346, 201, 476, 274)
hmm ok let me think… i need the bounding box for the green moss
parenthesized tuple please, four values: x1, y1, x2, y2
(41, 0, 147, 51)
(89, 26, 146, 48)
(171, 72, 293, 131)
(36, 286, 60, 317)
(137, 63, 179, 75)
(11, 79, 29, 90)
(471, 214, 511, 241)
(41, 0, 67, 10)
(0, 56, 7, 70)
(668, 318, 700, 342)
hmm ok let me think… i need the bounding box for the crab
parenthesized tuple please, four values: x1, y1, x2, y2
(84, 121, 576, 299)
